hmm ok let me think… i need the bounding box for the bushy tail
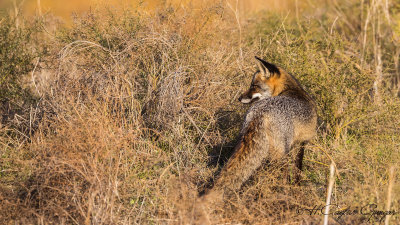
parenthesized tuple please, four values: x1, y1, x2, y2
(202, 121, 270, 202)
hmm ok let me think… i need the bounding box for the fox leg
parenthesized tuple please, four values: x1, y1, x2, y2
(294, 142, 306, 184)
(271, 137, 291, 184)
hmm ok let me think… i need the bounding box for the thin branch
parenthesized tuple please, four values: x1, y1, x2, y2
(323, 162, 335, 225)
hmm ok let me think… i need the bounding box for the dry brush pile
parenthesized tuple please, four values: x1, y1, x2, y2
(1, 1, 400, 224)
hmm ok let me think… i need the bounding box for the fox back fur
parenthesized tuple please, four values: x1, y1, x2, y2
(203, 56, 317, 201)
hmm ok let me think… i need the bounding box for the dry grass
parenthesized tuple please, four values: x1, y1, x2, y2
(1, 0, 400, 224)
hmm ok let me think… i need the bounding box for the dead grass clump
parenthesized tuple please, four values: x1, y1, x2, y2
(6, 110, 135, 223)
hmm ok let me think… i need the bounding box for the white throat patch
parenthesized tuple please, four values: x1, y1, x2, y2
(251, 93, 262, 99)
(241, 98, 252, 104)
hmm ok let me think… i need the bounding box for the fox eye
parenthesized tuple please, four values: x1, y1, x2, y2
(253, 84, 262, 89)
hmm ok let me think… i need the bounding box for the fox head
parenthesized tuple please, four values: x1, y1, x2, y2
(238, 56, 282, 104)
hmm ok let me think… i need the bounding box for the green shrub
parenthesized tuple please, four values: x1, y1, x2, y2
(0, 16, 39, 110)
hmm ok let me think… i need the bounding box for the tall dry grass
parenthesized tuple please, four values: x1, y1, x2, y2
(1, 0, 400, 224)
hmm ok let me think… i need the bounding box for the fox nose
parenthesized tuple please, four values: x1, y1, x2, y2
(238, 95, 242, 102)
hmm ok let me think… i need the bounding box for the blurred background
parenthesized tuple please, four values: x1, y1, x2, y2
(0, 0, 314, 21)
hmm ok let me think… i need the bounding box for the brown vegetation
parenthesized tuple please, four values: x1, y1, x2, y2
(1, 0, 400, 224)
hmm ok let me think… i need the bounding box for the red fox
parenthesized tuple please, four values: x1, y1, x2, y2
(203, 56, 317, 202)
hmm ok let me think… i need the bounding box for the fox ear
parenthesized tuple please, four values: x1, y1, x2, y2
(255, 56, 280, 78)
(255, 56, 270, 78)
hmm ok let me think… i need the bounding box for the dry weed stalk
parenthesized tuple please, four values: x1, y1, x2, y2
(384, 165, 395, 225)
(323, 162, 335, 225)
(361, 0, 393, 104)
(37, 0, 42, 16)
(226, 0, 243, 61)
(12, 0, 19, 28)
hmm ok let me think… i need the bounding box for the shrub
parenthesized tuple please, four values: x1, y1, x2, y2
(0, 16, 39, 110)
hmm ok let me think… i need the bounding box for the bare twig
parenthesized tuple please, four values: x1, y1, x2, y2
(12, 0, 19, 28)
(324, 162, 335, 225)
(226, 0, 243, 61)
(384, 166, 395, 225)
(37, 0, 42, 16)
(31, 58, 41, 96)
